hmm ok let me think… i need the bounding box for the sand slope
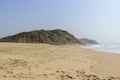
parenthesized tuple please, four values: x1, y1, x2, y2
(0, 43, 120, 80)
(90, 51, 120, 77)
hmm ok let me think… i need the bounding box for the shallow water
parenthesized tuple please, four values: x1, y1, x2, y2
(82, 44, 120, 54)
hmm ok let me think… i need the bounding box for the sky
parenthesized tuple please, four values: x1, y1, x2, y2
(0, 0, 120, 43)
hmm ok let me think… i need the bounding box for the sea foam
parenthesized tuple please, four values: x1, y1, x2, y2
(82, 44, 120, 54)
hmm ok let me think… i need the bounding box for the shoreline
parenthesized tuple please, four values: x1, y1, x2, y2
(0, 43, 120, 79)
(89, 50, 120, 77)
(82, 45, 120, 77)
(82, 44, 120, 54)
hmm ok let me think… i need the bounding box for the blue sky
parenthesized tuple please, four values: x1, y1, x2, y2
(0, 0, 120, 43)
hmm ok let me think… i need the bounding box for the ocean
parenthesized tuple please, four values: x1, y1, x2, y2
(82, 44, 120, 54)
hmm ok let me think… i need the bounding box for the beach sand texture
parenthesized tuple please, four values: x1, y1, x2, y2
(0, 43, 120, 80)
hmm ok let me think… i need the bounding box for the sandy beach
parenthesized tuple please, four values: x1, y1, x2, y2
(0, 43, 120, 80)
(90, 51, 120, 77)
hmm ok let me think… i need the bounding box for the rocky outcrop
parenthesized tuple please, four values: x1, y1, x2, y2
(79, 38, 98, 45)
(0, 29, 81, 45)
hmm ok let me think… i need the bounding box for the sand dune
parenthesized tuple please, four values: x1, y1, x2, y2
(0, 43, 120, 80)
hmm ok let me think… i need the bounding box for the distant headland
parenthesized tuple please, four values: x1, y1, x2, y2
(0, 29, 98, 45)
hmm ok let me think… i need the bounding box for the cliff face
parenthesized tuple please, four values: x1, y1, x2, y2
(79, 38, 98, 45)
(0, 29, 81, 45)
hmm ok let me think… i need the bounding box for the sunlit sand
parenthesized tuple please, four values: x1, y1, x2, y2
(0, 43, 120, 80)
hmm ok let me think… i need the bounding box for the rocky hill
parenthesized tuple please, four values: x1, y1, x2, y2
(0, 29, 81, 45)
(79, 38, 98, 44)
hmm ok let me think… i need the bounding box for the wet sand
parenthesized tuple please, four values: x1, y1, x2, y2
(0, 43, 120, 80)
(90, 51, 120, 77)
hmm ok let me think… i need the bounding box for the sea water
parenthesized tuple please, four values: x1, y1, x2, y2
(82, 44, 120, 54)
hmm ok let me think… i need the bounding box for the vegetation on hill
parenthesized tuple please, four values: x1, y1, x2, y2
(0, 29, 81, 45)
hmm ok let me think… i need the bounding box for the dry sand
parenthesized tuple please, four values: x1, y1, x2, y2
(0, 43, 120, 80)
(90, 51, 120, 77)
